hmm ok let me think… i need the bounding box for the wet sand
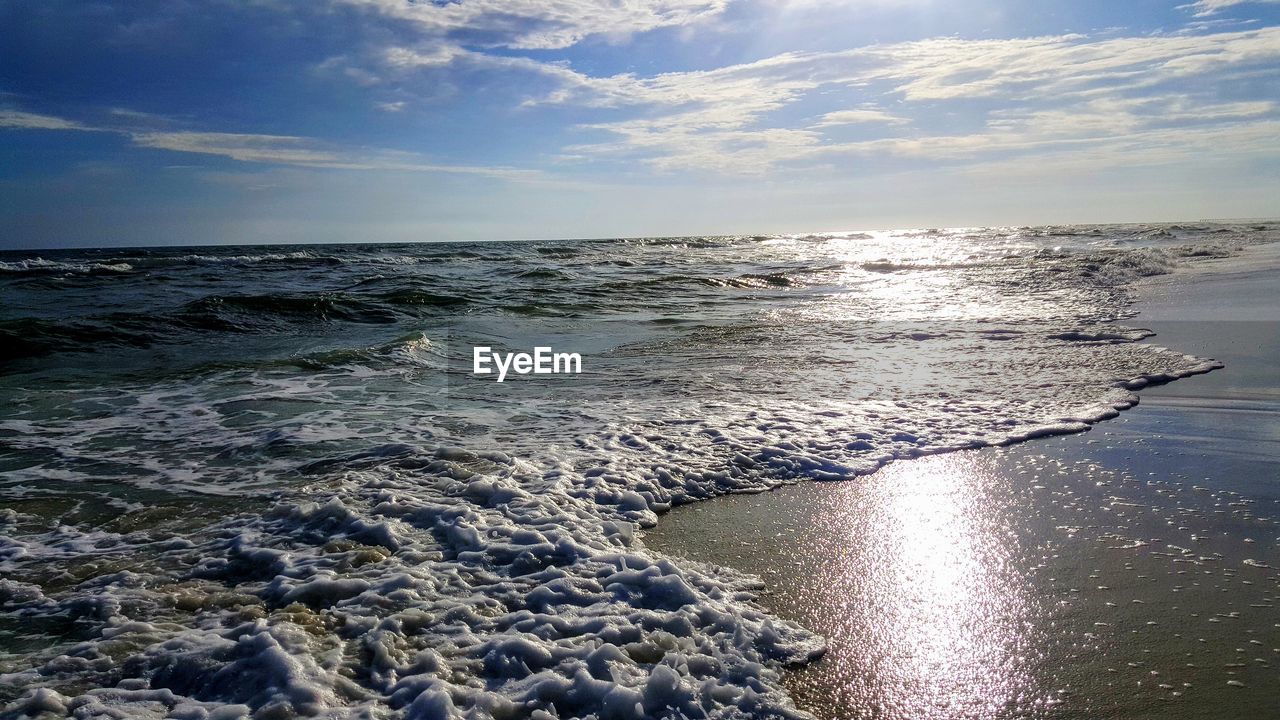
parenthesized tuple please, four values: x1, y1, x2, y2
(645, 253, 1280, 719)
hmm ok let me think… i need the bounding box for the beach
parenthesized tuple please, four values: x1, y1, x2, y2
(645, 244, 1280, 719)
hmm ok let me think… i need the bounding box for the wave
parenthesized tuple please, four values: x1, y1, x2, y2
(1048, 328, 1155, 343)
(286, 332, 443, 371)
(1074, 247, 1180, 282)
(508, 267, 577, 281)
(0, 292, 458, 363)
(859, 259, 992, 273)
(700, 272, 796, 288)
(0, 258, 134, 276)
(531, 246, 582, 259)
(165, 251, 344, 267)
(372, 289, 470, 307)
(0, 317, 153, 361)
(170, 295, 397, 334)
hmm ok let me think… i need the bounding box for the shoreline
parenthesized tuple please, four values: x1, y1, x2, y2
(644, 247, 1280, 719)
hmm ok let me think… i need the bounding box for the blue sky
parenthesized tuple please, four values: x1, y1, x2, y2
(2, 0, 1279, 248)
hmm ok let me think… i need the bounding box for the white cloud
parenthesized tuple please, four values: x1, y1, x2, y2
(526, 27, 1280, 174)
(9, 11, 1280, 186)
(813, 109, 908, 127)
(314, 0, 736, 97)
(0, 111, 533, 180)
(858, 28, 1280, 100)
(333, 0, 730, 50)
(0, 110, 95, 131)
(382, 45, 465, 69)
(132, 132, 343, 166)
(1179, 0, 1280, 18)
(131, 131, 536, 178)
(954, 119, 1280, 180)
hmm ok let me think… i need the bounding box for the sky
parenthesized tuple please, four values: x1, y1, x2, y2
(2, 0, 1279, 248)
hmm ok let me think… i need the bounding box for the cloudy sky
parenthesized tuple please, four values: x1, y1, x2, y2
(2, 0, 1279, 247)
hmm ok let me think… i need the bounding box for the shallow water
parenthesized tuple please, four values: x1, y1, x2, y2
(1, 223, 1276, 717)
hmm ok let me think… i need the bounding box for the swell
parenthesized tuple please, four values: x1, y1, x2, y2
(0, 318, 154, 362)
(0, 289, 470, 363)
(132, 331, 445, 378)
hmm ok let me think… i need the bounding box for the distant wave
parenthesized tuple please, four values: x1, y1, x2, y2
(183, 293, 400, 325)
(0, 258, 134, 275)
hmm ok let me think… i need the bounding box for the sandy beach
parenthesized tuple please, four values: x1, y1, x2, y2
(645, 246, 1280, 719)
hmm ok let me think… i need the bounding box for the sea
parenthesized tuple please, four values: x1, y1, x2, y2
(0, 222, 1275, 717)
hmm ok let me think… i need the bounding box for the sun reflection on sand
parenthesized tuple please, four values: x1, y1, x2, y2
(645, 365, 1280, 720)
(786, 454, 1048, 719)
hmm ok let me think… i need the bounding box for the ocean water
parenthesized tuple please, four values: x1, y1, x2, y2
(0, 223, 1275, 718)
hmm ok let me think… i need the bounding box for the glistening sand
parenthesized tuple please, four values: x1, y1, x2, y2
(645, 248, 1280, 720)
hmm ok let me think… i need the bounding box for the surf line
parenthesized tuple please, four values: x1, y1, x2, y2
(473, 346, 582, 382)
